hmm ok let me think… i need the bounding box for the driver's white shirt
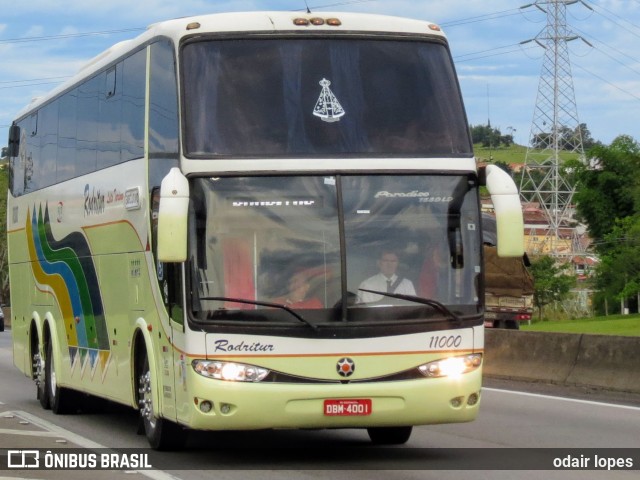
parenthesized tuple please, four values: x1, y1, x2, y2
(357, 273, 416, 303)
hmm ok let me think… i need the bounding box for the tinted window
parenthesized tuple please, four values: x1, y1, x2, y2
(148, 39, 179, 190)
(76, 74, 100, 175)
(98, 65, 122, 169)
(182, 38, 471, 157)
(122, 49, 146, 161)
(57, 90, 77, 182)
(9, 48, 147, 195)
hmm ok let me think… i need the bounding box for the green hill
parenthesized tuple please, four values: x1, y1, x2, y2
(474, 143, 581, 165)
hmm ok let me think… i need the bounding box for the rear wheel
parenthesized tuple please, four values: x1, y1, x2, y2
(367, 426, 413, 445)
(34, 342, 50, 410)
(505, 320, 520, 330)
(138, 352, 187, 450)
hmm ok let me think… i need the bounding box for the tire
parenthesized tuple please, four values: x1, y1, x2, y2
(34, 343, 50, 410)
(46, 340, 78, 414)
(505, 320, 520, 330)
(367, 426, 413, 445)
(138, 352, 187, 450)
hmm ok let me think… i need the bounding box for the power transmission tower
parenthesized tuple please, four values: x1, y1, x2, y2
(519, 0, 592, 257)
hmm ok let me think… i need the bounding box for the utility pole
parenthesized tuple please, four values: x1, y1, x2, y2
(519, 0, 592, 257)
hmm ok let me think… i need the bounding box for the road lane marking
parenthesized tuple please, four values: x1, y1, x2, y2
(0, 428, 63, 437)
(484, 387, 640, 411)
(1, 410, 182, 480)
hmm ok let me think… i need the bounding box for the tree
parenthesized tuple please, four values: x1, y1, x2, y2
(499, 133, 514, 147)
(577, 123, 599, 150)
(572, 135, 640, 313)
(469, 124, 510, 149)
(528, 123, 598, 151)
(529, 256, 575, 320)
(573, 135, 640, 246)
(593, 216, 640, 313)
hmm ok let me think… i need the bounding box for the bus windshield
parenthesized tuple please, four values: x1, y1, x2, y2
(188, 175, 481, 326)
(181, 37, 472, 157)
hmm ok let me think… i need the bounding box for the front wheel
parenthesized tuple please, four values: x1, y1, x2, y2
(138, 353, 187, 450)
(45, 341, 78, 414)
(367, 426, 413, 445)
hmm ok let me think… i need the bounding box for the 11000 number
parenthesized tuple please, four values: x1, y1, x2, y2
(429, 335, 462, 349)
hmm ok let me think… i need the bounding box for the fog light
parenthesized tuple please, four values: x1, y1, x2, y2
(220, 403, 231, 414)
(199, 400, 213, 413)
(467, 393, 479, 406)
(450, 396, 464, 408)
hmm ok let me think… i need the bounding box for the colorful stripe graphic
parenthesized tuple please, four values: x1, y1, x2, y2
(26, 204, 109, 372)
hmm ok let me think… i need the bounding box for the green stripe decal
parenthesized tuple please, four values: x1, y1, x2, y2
(27, 204, 109, 370)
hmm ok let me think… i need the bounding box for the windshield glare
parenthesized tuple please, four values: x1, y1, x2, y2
(189, 175, 481, 325)
(182, 38, 471, 157)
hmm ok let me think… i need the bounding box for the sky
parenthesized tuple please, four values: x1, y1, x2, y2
(1, 0, 640, 151)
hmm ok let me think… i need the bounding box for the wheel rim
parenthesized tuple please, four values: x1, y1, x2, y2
(33, 352, 44, 384)
(138, 369, 156, 430)
(49, 348, 57, 401)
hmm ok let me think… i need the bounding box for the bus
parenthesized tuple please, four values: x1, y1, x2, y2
(6, 11, 524, 450)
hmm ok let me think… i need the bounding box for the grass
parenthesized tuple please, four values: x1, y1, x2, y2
(474, 144, 529, 164)
(521, 314, 640, 337)
(474, 144, 581, 165)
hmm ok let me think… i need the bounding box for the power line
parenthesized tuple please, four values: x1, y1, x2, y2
(573, 61, 640, 103)
(0, 76, 69, 85)
(0, 5, 519, 47)
(454, 43, 539, 62)
(0, 28, 144, 45)
(1, 2, 640, 101)
(0, 81, 64, 90)
(587, 0, 640, 39)
(441, 9, 523, 27)
(299, 0, 377, 10)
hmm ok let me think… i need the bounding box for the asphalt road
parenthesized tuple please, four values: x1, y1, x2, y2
(1, 330, 639, 480)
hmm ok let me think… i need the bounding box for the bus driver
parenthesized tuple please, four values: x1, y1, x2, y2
(358, 251, 416, 303)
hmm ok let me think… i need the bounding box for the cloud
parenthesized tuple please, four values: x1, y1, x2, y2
(1, 1, 640, 146)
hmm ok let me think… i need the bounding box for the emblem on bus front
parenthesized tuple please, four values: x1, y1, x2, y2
(336, 357, 355, 377)
(313, 78, 345, 123)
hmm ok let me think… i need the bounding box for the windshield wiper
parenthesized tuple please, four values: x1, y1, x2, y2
(199, 296, 318, 330)
(357, 289, 462, 323)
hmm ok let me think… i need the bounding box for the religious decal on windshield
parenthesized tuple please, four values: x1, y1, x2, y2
(313, 78, 345, 123)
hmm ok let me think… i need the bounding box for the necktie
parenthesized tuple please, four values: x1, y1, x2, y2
(387, 279, 392, 293)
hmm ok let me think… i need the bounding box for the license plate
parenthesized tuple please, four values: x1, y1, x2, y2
(324, 399, 372, 416)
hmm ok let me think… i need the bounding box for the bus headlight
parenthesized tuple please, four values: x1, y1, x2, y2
(418, 353, 482, 379)
(192, 360, 270, 382)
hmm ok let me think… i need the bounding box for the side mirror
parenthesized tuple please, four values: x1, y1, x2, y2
(7, 124, 20, 158)
(480, 165, 524, 257)
(157, 168, 189, 262)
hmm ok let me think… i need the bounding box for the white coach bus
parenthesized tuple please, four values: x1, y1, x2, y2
(6, 11, 523, 449)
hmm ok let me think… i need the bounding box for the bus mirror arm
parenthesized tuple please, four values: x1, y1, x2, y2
(157, 168, 189, 262)
(479, 164, 525, 257)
